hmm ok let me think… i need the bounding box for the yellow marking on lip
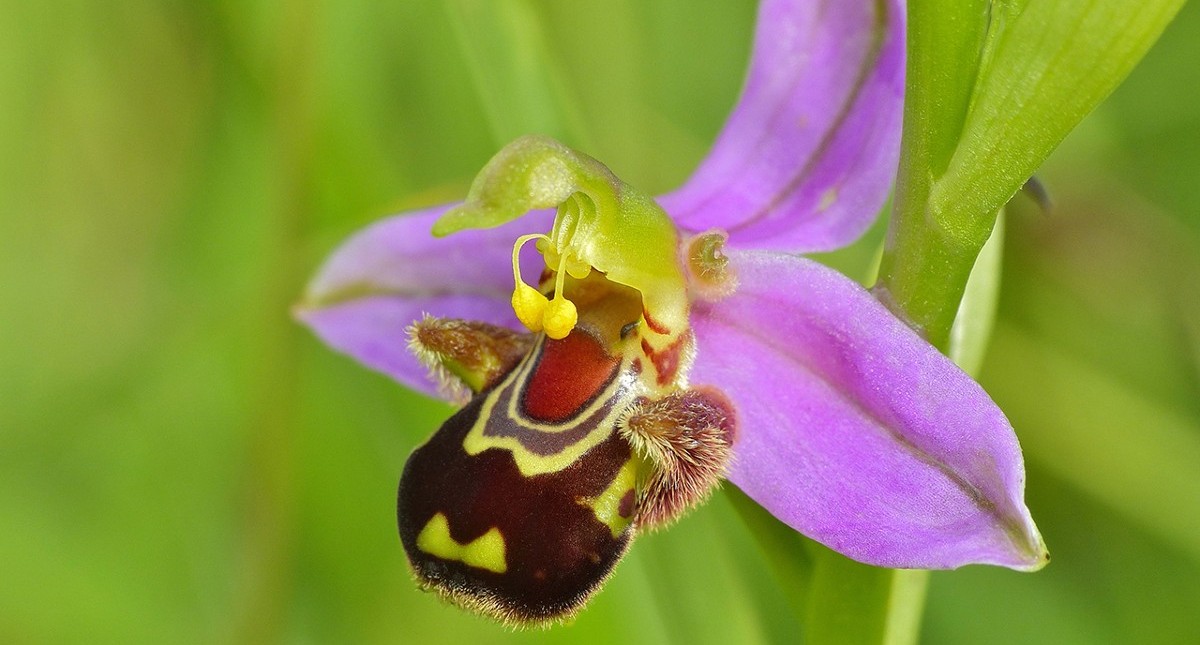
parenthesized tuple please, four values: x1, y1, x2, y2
(582, 457, 639, 538)
(416, 513, 507, 574)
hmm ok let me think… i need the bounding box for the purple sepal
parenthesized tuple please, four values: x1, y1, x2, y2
(691, 251, 1047, 570)
(659, 0, 905, 253)
(295, 204, 550, 397)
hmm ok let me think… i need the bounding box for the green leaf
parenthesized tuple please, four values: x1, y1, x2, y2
(984, 324, 1200, 566)
(725, 487, 813, 616)
(878, 0, 1184, 348)
(948, 210, 1005, 375)
(725, 488, 928, 645)
(932, 0, 1183, 228)
(804, 547, 928, 645)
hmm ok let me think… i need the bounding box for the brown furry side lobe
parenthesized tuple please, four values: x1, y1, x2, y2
(407, 316, 533, 399)
(620, 387, 737, 529)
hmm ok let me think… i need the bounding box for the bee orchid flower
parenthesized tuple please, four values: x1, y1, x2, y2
(296, 0, 1047, 626)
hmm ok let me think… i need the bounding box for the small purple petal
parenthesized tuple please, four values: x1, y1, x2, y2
(692, 251, 1047, 570)
(659, 0, 905, 253)
(295, 204, 552, 397)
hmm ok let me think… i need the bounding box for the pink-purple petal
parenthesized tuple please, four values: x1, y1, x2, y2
(295, 204, 552, 397)
(691, 251, 1047, 570)
(659, 0, 905, 253)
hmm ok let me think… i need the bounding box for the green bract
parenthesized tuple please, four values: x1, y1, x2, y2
(878, 0, 1184, 349)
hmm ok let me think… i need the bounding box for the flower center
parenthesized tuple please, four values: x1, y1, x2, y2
(434, 134, 697, 388)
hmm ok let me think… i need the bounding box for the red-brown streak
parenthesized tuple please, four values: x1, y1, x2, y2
(646, 331, 692, 386)
(641, 307, 670, 335)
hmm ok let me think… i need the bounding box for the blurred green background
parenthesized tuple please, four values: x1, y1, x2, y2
(3, 1, 1198, 643)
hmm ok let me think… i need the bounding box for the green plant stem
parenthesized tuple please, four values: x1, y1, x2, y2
(875, 206, 995, 351)
(727, 487, 930, 645)
(873, 0, 992, 351)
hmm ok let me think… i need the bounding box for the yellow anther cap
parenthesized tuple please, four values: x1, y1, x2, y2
(511, 283, 548, 333)
(542, 297, 578, 340)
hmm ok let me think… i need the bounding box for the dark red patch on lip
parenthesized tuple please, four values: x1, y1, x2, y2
(618, 490, 635, 519)
(521, 330, 620, 423)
